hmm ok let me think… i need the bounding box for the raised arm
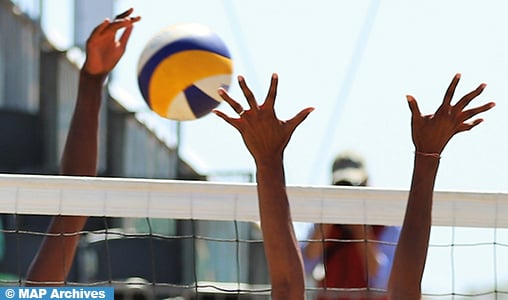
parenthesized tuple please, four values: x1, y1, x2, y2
(387, 74, 495, 299)
(25, 9, 140, 285)
(214, 74, 313, 299)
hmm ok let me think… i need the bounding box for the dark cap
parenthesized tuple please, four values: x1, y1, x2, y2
(332, 151, 368, 186)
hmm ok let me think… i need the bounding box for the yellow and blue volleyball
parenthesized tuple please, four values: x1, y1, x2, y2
(137, 23, 233, 121)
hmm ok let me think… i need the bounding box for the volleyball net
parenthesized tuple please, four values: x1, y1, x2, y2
(0, 174, 507, 299)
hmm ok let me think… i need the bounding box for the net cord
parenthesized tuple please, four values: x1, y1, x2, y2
(0, 174, 507, 228)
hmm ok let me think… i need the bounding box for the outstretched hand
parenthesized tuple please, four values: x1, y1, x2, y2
(407, 73, 495, 154)
(83, 8, 141, 76)
(213, 74, 314, 165)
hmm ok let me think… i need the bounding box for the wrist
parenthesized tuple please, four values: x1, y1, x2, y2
(414, 151, 441, 159)
(255, 155, 284, 170)
(80, 68, 107, 82)
(413, 151, 440, 173)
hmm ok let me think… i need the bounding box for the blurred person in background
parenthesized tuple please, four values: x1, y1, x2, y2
(304, 151, 400, 299)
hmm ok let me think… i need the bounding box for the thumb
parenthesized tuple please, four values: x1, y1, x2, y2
(213, 110, 240, 132)
(406, 95, 421, 118)
(286, 107, 314, 135)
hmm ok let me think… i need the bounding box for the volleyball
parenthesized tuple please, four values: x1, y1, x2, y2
(137, 23, 233, 121)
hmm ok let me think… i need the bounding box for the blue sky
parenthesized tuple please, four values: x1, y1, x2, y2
(25, 0, 508, 295)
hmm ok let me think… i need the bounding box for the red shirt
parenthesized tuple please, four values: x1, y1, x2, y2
(317, 225, 387, 300)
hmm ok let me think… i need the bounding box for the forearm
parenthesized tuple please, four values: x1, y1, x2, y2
(388, 155, 439, 299)
(60, 70, 105, 176)
(25, 216, 87, 285)
(26, 71, 104, 284)
(256, 158, 305, 299)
